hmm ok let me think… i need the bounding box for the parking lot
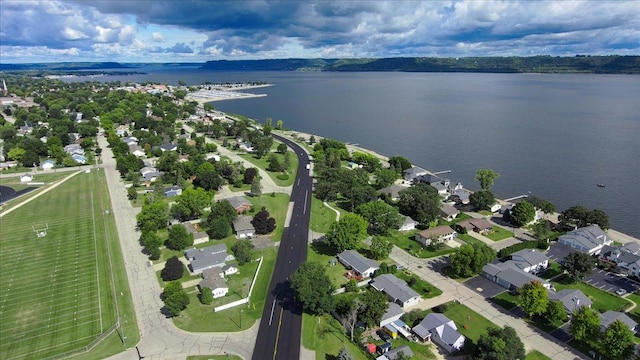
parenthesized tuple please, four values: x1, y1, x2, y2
(585, 268, 640, 294)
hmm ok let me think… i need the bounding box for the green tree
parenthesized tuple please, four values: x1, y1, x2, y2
(136, 201, 169, 232)
(510, 201, 536, 227)
(449, 243, 496, 277)
(276, 119, 283, 130)
(563, 251, 595, 283)
(140, 230, 163, 250)
(369, 237, 393, 260)
(231, 239, 255, 265)
(161, 256, 185, 281)
(170, 187, 212, 221)
(199, 287, 214, 305)
(252, 207, 275, 234)
(545, 300, 568, 324)
(162, 281, 189, 317)
(569, 306, 600, 343)
(8, 147, 25, 163)
(276, 142, 287, 154)
(559, 205, 610, 230)
(475, 326, 525, 360)
(166, 224, 193, 251)
(290, 262, 334, 315)
(374, 168, 400, 189)
(356, 201, 402, 235)
(398, 183, 441, 225)
(358, 289, 389, 328)
(388, 156, 412, 173)
(602, 319, 636, 360)
(523, 196, 556, 215)
(469, 190, 495, 211)
(194, 162, 223, 191)
(325, 213, 369, 253)
(267, 153, 283, 172)
(250, 176, 262, 197)
(243, 167, 258, 184)
(519, 281, 549, 318)
(475, 169, 500, 191)
(127, 186, 138, 200)
(207, 216, 231, 239)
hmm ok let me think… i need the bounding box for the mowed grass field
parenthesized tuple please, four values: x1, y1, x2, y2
(0, 170, 121, 359)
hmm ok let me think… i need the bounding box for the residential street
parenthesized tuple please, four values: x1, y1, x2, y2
(98, 133, 259, 360)
(389, 246, 586, 360)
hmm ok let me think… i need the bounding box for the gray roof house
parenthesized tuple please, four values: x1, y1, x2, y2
(164, 186, 182, 198)
(378, 184, 408, 201)
(450, 188, 470, 205)
(549, 289, 592, 314)
(232, 216, 255, 239)
(602, 242, 640, 276)
(227, 196, 252, 213)
(412, 313, 465, 354)
(558, 225, 612, 255)
(140, 167, 164, 182)
(600, 311, 638, 333)
(185, 244, 230, 275)
(183, 222, 209, 245)
(403, 166, 428, 182)
(337, 250, 379, 278)
(376, 345, 414, 360)
(440, 203, 459, 222)
(481, 261, 552, 293)
(200, 268, 229, 299)
(370, 274, 421, 308)
(398, 216, 418, 232)
(379, 302, 404, 327)
(509, 249, 549, 274)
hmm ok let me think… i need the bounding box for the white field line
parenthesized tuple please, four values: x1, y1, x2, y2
(0, 170, 84, 218)
(2, 323, 101, 354)
(0, 305, 99, 329)
(91, 190, 102, 332)
(2, 283, 98, 309)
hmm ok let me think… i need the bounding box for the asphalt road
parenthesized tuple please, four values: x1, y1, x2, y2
(252, 134, 312, 360)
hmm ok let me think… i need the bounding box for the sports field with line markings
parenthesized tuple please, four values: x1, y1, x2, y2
(0, 170, 119, 359)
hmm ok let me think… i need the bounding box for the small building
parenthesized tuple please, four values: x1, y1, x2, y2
(337, 250, 380, 279)
(129, 144, 146, 157)
(440, 203, 459, 222)
(370, 274, 421, 308)
(481, 262, 552, 293)
(558, 225, 612, 255)
(160, 143, 178, 152)
(164, 186, 183, 198)
(549, 289, 592, 314)
(227, 195, 252, 213)
(200, 268, 229, 299)
(376, 345, 414, 360)
(398, 216, 418, 232)
(384, 324, 398, 339)
(221, 263, 238, 277)
(415, 226, 457, 246)
(140, 167, 164, 182)
(232, 216, 255, 239)
(377, 342, 392, 355)
(41, 159, 55, 170)
(450, 187, 470, 205)
(185, 244, 230, 275)
(71, 154, 87, 164)
(403, 166, 428, 182)
(183, 222, 209, 245)
(364, 343, 377, 355)
(509, 249, 549, 274)
(600, 311, 638, 334)
(379, 302, 404, 327)
(412, 313, 465, 354)
(19, 174, 33, 183)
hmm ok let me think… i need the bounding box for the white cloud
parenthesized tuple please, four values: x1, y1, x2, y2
(151, 32, 165, 42)
(62, 27, 88, 40)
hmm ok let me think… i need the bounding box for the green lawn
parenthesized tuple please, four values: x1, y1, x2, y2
(491, 292, 519, 311)
(310, 197, 338, 233)
(238, 146, 298, 187)
(173, 247, 277, 332)
(525, 350, 552, 360)
(248, 192, 290, 242)
(552, 275, 631, 312)
(302, 313, 370, 360)
(457, 233, 486, 247)
(307, 241, 349, 288)
(383, 230, 456, 259)
(539, 261, 563, 280)
(440, 302, 499, 354)
(0, 170, 139, 359)
(395, 270, 442, 299)
(484, 225, 514, 241)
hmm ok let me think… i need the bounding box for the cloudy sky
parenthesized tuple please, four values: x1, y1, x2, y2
(1, 0, 638, 63)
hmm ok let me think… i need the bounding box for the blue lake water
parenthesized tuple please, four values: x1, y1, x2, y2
(69, 68, 640, 237)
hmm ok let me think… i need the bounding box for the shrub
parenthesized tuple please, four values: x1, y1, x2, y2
(161, 256, 185, 281)
(199, 287, 213, 305)
(276, 174, 289, 180)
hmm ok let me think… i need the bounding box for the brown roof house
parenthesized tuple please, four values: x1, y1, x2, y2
(233, 216, 255, 239)
(415, 226, 457, 247)
(227, 196, 252, 213)
(456, 218, 493, 234)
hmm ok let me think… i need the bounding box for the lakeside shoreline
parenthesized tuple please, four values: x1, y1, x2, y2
(275, 128, 639, 243)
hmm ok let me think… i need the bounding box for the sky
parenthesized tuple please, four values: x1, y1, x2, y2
(1, 0, 638, 63)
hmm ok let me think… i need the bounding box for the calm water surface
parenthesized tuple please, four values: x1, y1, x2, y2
(72, 69, 640, 237)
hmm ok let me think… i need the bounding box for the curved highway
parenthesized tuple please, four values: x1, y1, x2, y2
(252, 133, 313, 360)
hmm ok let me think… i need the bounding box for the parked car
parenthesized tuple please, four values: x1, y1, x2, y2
(376, 329, 391, 342)
(615, 288, 627, 296)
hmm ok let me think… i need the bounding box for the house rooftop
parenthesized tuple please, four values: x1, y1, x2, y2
(381, 345, 414, 360)
(441, 203, 459, 217)
(232, 216, 255, 231)
(600, 311, 638, 332)
(510, 249, 549, 268)
(185, 244, 228, 273)
(380, 302, 404, 324)
(549, 289, 592, 313)
(337, 250, 379, 275)
(417, 225, 456, 239)
(483, 261, 551, 289)
(200, 268, 227, 290)
(370, 274, 420, 304)
(227, 195, 251, 210)
(559, 225, 609, 251)
(413, 313, 452, 339)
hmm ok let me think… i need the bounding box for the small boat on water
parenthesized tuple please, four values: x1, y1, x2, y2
(597, 183, 606, 188)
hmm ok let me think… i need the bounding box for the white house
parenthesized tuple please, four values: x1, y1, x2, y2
(558, 225, 612, 255)
(398, 216, 418, 232)
(200, 268, 229, 299)
(19, 174, 33, 183)
(337, 250, 379, 279)
(370, 274, 421, 308)
(481, 261, 553, 293)
(41, 159, 55, 170)
(412, 313, 465, 354)
(509, 249, 549, 274)
(440, 203, 459, 222)
(415, 226, 457, 246)
(232, 216, 255, 239)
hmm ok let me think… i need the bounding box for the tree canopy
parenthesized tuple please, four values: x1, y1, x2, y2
(563, 251, 595, 283)
(510, 201, 536, 227)
(449, 243, 496, 278)
(559, 205, 610, 230)
(356, 201, 402, 235)
(369, 237, 394, 260)
(325, 213, 369, 253)
(161, 256, 185, 281)
(166, 224, 194, 251)
(162, 281, 189, 317)
(290, 262, 334, 315)
(601, 319, 636, 360)
(519, 281, 549, 318)
(475, 326, 525, 360)
(231, 239, 254, 265)
(475, 169, 500, 191)
(388, 156, 412, 173)
(358, 289, 389, 328)
(398, 183, 441, 225)
(252, 207, 276, 234)
(569, 306, 600, 343)
(469, 190, 495, 211)
(136, 201, 169, 232)
(170, 187, 212, 221)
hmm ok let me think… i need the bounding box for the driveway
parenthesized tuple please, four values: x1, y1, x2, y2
(546, 243, 576, 263)
(584, 268, 640, 294)
(549, 324, 573, 343)
(463, 276, 508, 299)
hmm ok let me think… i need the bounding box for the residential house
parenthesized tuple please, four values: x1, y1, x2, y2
(440, 203, 459, 222)
(185, 244, 230, 275)
(221, 263, 238, 277)
(403, 166, 428, 182)
(378, 184, 407, 202)
(41, 159, 55, 170)
(71, 154, 87, 164)
(398, 216, 418, 232)
(599, 311, 638, 334)
(601, 242, 640, 276)
(199, 268, 229, 298)
(456, 218, 493, 234)
(19, 174, 33, 183)
(18, 125, 33, 136)
(227, 196, 252, 213)
(414, 173, 450, 196)
(379, 302, 404, 327)
(414, 226, 457, 247)
(450, 187, 470, 205)
(140, 167, 164, 182)
(164, 186, 183, 198)
(481, 261, 553, 293)
(549, 289, 592, 314)
(489, 202, 502, 213)
(129, 144, 146, 157)
(376, 345, 414, 360)
(337, 250, 380, 279)
(412, 313, 465, 354)
(239, 142, 254, 153)
(370, 274, 421, 308)
(558, 225, 612, 255)
(509, 249, 549, 274)
(231, 216, 255, 239)
(64, 143, 84, 156)
(183, 222, 209, 245)
(206, 154, 221, 162)
(123, 137, 138, 146)
(160, 143, 178, 152)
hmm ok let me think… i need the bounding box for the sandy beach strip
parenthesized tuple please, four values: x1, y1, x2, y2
(188, 90, 267, 104)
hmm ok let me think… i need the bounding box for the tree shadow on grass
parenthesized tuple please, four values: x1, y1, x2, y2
(311, 239, 339, 257)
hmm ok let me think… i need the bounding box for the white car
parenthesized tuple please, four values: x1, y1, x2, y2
(615, 288, 627, 296)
